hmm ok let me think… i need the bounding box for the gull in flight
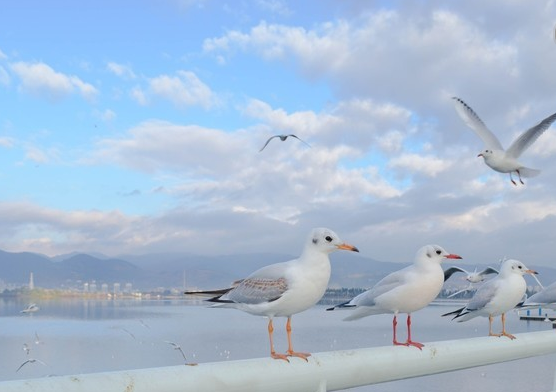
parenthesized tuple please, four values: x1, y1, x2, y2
(444, 266, 499, 298)
(452, 97, 556, 185)
(327, 245, 462, 349)
(185, 228, 359, 361)
(442, 259, 537, 339)
(164, 341, 197, 366)
(16, 358, 48, 373)
(259, 134, 311, 152)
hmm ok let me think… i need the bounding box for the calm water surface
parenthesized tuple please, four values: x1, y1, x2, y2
(0, 298, 554, 391)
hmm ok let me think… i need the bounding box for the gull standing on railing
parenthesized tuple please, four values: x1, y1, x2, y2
(327, 245, 462, 349)
(185, 227, 359, 361)
(443, 259, 537, 339)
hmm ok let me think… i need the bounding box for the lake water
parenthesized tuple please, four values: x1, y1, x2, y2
(0, 297, 555, 391)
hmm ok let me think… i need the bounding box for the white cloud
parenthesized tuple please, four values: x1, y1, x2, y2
(0, 137, 14, 148)
(389, 153, 452, 177)
(0, 65, 9, 86)
(107, 62, 136, 80)
(10, 61, 98, 102)
(148, 70, 217, 109)
(130, 86, 148, 106)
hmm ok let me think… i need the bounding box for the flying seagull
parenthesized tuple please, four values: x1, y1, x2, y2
(185, 228, 359, 361)
(16, 358, 48, 373)
(259, 134, 311, 152)
(328, 245, 462, 349)
(452, 97, 556, 185)
(442, 259, 537, 339)
(444, 266, 499, 298)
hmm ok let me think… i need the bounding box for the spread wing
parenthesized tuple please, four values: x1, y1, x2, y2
(443, 266, 467, 282)
(506, 112, 556, 158)
(525, 281, 556, 306)
(452, 97, 503, 150)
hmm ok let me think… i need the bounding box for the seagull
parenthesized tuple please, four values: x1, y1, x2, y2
(34, 332, 44, 345)
(16, 358, 48, 372)
(185, 228, 359, 361)
(452, 97, 556, 185)
(442, 259, 537, 339)
(327, 245, 462, 349)
(164, 341, 197, 366)
(444, 266, 499, 298)
(444, 266, 499, 283)
(259, 134, 311, 152)
(22, 343, 30, 355)
(20, 303, 39, 314)
(522, 280, 556, 309)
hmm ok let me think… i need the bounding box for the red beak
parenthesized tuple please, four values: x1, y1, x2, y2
(445, 254, 462, 260)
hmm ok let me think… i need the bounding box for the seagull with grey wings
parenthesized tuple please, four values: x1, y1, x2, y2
(259, 134, 311, 152)
(185, 227, 359, 361)
(442, 259, 537, 339)
(452, 97, 556, 185)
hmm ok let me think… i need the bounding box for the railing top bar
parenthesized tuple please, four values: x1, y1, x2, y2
(1, 330, 556, 392)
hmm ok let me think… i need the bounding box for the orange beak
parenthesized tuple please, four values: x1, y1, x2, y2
(336, 243, 359, 252)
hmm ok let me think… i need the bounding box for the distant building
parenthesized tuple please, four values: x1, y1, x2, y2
(101, 283, 109, 293)
(28, 272, 34, 290)
(83, 282, 89, 292)
(113, 283, 120, 295)
(124, 283, 132, 293)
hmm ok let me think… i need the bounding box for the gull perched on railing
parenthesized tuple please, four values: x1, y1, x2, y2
(327, 245, 462, 349)
(185, 227, 359, 361)
(442, 259, 537, 339)
(452, 97, 556, 185)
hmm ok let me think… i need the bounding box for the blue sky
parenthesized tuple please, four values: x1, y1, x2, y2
(2, 1, 556, 268)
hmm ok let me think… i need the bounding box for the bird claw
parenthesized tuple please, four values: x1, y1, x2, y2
(406, 340, 424, 350)
(501, 332, 516, 340)
(271, 352, 290, 362)
(287, 350, 311, 361)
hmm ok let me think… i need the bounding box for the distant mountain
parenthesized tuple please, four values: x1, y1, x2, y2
(1, 248, 554, 292)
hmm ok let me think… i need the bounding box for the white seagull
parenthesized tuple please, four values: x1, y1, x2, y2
(185, 227, 359, 361)
(442, 259, 537, 339)
(259, 134, 311, 152)
(327, 245, 462, 349)
(443, 266, 499, 284)
(452, 97, 556, 185)
(444, 266, 499, 298)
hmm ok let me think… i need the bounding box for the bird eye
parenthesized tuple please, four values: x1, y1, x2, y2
(436, 250, 441, 255)
(325, 236, 333, 242)
(518, 265, 522, 269)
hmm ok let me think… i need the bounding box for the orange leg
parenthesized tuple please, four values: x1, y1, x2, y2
(488, 315, 501, 337)
(392, 314, 406, 346)
(267, 319, 289, 362)
(500, 313, 516, 340)
(405, 314, 424, 350)
(286, 316, 310, 361)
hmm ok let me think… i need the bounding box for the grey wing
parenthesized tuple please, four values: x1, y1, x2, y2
(525, 281, 556, 305)
(506, 112, 556, 158)
(443, 266, 467, 282)
(466, 280, 499, 311)
(221, 262, 290, 304)
(223, 276, 288, 304)
(289, 134, 311, 147)
(477, 267, 498, 278)
(351, 270, 405, 306)
(452, 97, 503, 150)
(259, 135, 279, 152)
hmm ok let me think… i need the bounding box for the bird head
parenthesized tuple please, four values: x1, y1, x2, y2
(308, 228, 359, 255)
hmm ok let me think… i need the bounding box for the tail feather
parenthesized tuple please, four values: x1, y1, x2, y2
(518, 167, 540, 178)
(326, 301, 355, 311)
(441, 306, 467, 320)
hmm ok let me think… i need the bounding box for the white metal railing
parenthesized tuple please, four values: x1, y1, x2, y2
(1, 330, 556, 392)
